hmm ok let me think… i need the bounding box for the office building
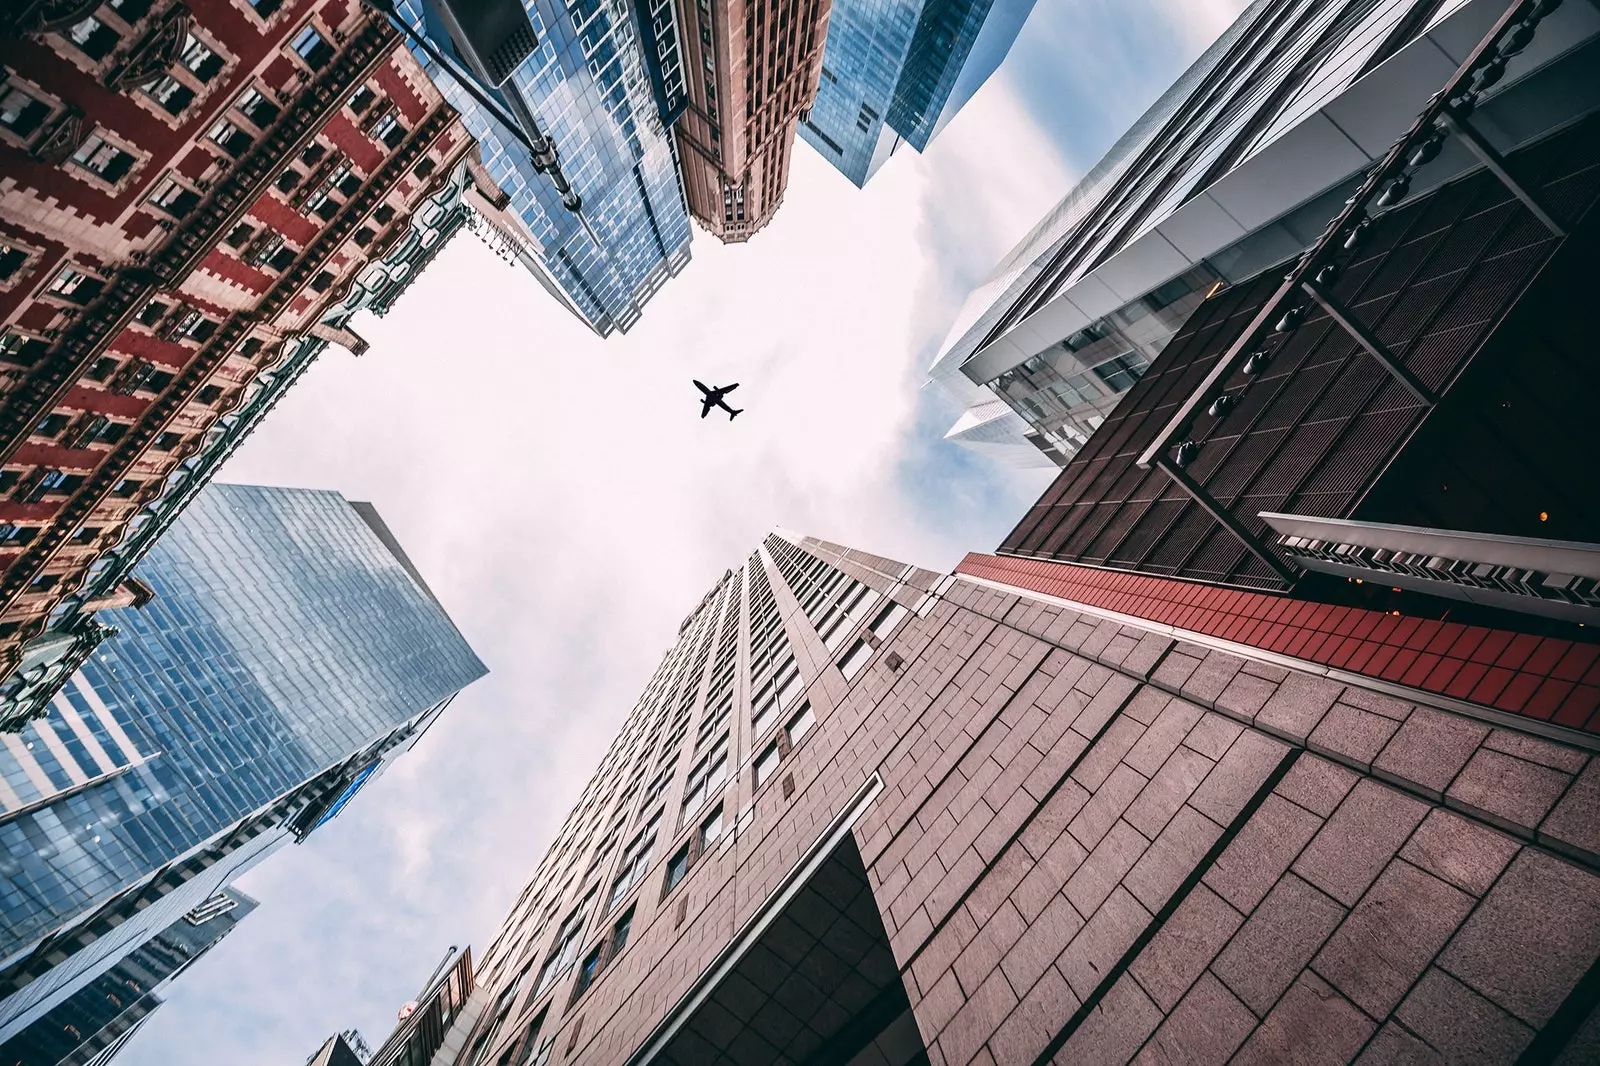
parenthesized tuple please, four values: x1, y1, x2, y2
(306, 947, 477, 1066)
(0, 887, 254, 1066)
(409, 519, 1600, 1065)
(0, 483, 486, 1043)
(928, 0, 1600, 467)
(0, 0, 497, 728)
(394, 0, 693, 332)
(798, 0, 1037, 186)
(665, 0, 833, 240)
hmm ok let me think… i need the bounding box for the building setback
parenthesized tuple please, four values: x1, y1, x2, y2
(0, 483, 486, 1046)
(667, 0, 833, 241)
(0, 0, 498, 732)
(419, 529, 1600, 1066)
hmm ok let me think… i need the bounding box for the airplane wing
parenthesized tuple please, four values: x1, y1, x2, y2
(700, 397, 714, 418)
(693, 379, 710, 394)
(721, 382, 739, 394)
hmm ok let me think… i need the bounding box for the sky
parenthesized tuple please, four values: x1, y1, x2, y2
(116, 1, 1247, 1061)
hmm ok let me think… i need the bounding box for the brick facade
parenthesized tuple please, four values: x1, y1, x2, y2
(446, 534, 1600, 1066)
(0, 0, 479, 678)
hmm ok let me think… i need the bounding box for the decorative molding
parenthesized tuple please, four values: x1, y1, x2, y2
(103, 5, 191, 93)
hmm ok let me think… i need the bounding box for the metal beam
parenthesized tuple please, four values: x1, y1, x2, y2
(1441, 110, 1566, 237)
(1153, 456, 1300, 584)
(1301, 278, 1436, 405)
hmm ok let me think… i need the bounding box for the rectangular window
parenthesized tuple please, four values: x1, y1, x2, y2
(839, 640, 872, 681)
(208, 118, 251, 157)
(751, 686, 777, 741)
(871, 602, 908, 640)
(140, 73, 194, 115)
(70, 134, 136, 183)
(290, 25, 333, 69)
(610, 908, 633, 958)
(777, 666, 803, 708)
(235, 87, 279, 127)
(1, 82, 51, 137)
(571, 943, 603, 998)
(64, 16, 119, 60)
(47, 266, 103, 305)
(532, 896, 592, 998)
(698, 804, 724, 851)
(663, 843, 689, 894)
(785, 704, 814, 747)
(179, 32, 224, 81)
(606, 814, 658, 911)
(754, 743, 780, 788)
(680, 744, 727, 822)
(0, 241, 28, 282)
(148, 177, 198, 218)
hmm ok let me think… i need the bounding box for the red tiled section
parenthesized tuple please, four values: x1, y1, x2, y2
(956, 555, 1600, 735)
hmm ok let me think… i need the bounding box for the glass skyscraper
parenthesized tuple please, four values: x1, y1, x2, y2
(798, 0, 1037, 185)
(0, 484, 486, 1040)
(395, 0, 693, 336)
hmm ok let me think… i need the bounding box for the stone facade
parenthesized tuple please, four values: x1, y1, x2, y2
(443, 532, 1600, 1065)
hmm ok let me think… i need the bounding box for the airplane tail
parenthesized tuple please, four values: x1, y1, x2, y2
(729, 408, 742, 420)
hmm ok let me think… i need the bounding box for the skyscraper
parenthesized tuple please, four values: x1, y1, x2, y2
(667, 0, 833, 241)
(405, 529, 1600, 1065)
(0, 887, 256, 1066)
(798, 0, 1037, 186)
(0, 484, 486, 1043)
(929, 0, 1600, 466)
(394, 0, 694, 335)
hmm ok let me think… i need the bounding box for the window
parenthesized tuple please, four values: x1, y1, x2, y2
(607, 814, 658, 911)
(148, 178, 198, 218)
(208, 118, 251, 157)
(70, 134, 135, 183)
(235, 87, 279, 127)
(248, 0, 284, 15)
(0, 81, 51, 138)
(680, 744, 727, 822)
(571, 943, 603, 999)
(0, 241, 29, 282)
(839, 640, 872, 681)
(532, 896, 592, 998)
(168, 308, 216, 341)
(751, 684, 778, 740)
(47, 266, 103, 305)
(663, 843, 689, 894)
(179, 32, 224, 81)
(85, 356, 117, 381)
(153, 431, 183, 450)
(140, 74, 194, 115)
(274, 168, 302, 193)
(2, 331, 47, 367)
(871, 602, 908, 640)
(698, 805, 724, 851)
(196, 384, 223, 404)
(69, 526, 98, 545)
(0, 524, 36, 545)
(348, 85, 376, 113)
(63, 16, 119, 60)
(34, 413, 70, 437)
(224, 221, 256, 249)
(112, 478, 142, 498)
(785, 704, 814, 747)
(1091, 351, 1150, 392)
(467, 967, 531, 1066)
(369, 112, 406, 149)
(754, 743, 780, 788)
(310, 270, 334, 292)
(290, 25, 333, 69)
(610, 908, 634, 957)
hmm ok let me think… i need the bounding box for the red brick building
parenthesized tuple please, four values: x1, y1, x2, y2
(421, 530, 1600, 1066)
(0, 0, 485, 726)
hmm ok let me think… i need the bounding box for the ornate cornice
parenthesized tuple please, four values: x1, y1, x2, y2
(29, 105, 86, 165)
(2, 0, 102, 37)
(104, 5, 192, 93)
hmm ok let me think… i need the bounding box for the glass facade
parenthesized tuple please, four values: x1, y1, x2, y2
(799, 0, 1036, 185)
(0, 888, 255, 1066)
(396, 0, 693, 335)
(931, 0, 1478, 463)
(0, 485, 486, 967)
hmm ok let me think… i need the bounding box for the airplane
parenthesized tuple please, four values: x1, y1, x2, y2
(694, 380, 742, 420)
